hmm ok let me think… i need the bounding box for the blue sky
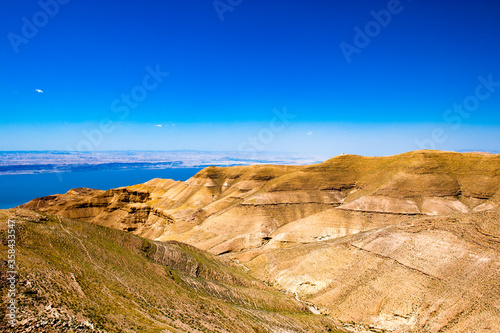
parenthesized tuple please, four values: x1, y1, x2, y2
(1, 0, 500, 157)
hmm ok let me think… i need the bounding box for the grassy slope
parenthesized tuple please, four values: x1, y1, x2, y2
(0, 209, 342, 333)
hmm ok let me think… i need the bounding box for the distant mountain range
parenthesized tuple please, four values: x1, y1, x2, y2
(0, 151, 320, 175)
(456, 149, 500, 154)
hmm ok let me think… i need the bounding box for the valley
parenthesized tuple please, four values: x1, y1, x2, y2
(9, 150, 500, 332)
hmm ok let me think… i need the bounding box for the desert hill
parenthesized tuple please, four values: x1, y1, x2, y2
(0, 209, 341, 332)
(22, 150, 500, 255)
(18, 150, 500, 332)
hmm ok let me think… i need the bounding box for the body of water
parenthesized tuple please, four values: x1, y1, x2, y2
(0, 168, 202, 209)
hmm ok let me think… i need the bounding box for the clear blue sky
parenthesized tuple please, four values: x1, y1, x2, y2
(1, 0, 500, 157)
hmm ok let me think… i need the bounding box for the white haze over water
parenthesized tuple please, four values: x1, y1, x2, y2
(0, 122, 498, 158)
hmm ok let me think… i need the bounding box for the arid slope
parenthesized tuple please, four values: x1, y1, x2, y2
(16, 150, 500, 332)
(22, 150, 500, 255)
(0, 209, 341, 332)
(244, 211, 500, 333)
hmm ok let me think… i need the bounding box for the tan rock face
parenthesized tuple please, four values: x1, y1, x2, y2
(245, 212, 500, 333)
(21, 150, 500, 254)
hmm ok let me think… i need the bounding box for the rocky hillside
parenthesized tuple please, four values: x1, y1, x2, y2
(244, 211, 500, 332)
(17, 150, 500, 332)
(22, 150, 500, 256)
(0, 209, 342, 332)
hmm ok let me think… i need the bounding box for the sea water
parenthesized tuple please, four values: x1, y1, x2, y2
(0, 168, 202, 209)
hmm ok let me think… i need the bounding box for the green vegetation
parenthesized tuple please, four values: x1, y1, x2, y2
(0, 209, 342, 332)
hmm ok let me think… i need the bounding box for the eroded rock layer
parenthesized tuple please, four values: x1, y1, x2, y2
(244, 211, 500, 333)
(22, 150, 500, 255)
(19, 150, 500, 332)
